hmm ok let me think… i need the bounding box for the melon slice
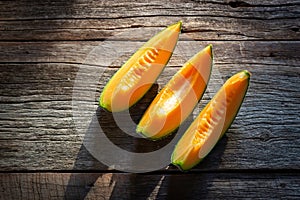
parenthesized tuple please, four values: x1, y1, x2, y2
(100, 21, 182, 112)
(171, 70, 251, 171)
(136, 45, 213, 140)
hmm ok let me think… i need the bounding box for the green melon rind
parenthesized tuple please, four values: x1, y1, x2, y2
(172, 158, 204, 172)
(171, 70, 251, 171)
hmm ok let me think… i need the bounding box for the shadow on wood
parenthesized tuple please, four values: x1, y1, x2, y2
(65, 83, 168, 199)
(65, 75, 230, 198)
(109, 174, 166, 199)
(95, 82, 180, 154)
(64, 172, 102, 200)
(97, 83, 176, 153)
(161, 174, 211, 199)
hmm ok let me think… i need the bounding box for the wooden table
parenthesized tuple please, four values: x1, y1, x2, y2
(1, 0, 299, 199)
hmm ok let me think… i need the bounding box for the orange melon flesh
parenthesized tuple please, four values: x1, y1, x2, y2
(171, 70, 251, 171)
(136, 45, 213, 140)
(100, 21, 182, 112)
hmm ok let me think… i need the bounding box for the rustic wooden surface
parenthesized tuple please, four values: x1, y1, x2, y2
(1, 0, 300, 199)
(1, 173, 300, 200)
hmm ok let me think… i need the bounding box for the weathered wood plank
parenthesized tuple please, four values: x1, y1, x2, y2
(0, 0, 299, 172)
(0, 16, 299, 41)
(0, 0, 299, 20)
(0, 1, 299, 200)
(0, 1, 299, 41)
(0, 60, 299, 170)
(0, 173, 299, 200)
(0, 41, 299, 66)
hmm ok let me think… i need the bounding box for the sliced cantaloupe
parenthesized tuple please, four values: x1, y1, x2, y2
(99, 21, 182, 112)
(171, 70, 251, 171)
(136, 45, 213, 140)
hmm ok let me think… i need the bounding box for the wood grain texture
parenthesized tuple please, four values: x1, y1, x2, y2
(0, 0, 299, 198)
(0, 173, 299, 200)
(1, 0, 299, 20)
(0, 49, 299, 170)
(0, 0, 299, 41)
(0, 41, 299, 65)
(0, 17, 299, 41)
